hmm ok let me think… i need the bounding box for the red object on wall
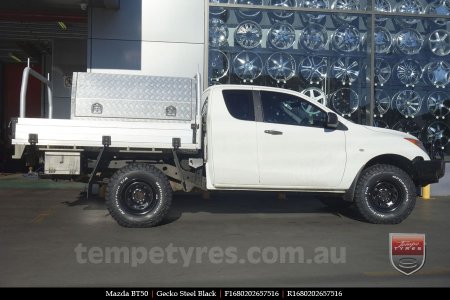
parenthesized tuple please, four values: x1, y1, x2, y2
(3, 63, 42, 128)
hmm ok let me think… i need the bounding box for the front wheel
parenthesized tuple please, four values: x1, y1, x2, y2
(354, 164, 416, 224)
(106, 163, 172, 227)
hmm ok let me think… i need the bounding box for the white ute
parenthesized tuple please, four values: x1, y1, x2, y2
(11, 70, 445, 227)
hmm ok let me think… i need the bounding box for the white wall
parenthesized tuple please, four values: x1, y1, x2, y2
(88, 0, 205, 79)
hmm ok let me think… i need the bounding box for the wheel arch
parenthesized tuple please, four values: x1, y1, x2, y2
(364, 154, 416, 177)
(345, 154, 422, 202)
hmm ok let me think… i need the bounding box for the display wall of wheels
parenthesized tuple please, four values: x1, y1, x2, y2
(208, 0, 450, 159)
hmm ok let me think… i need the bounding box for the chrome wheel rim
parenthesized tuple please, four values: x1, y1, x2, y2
(236, 0, 263, 18)
(331, 88, 359, 115)
(426, 121, 450, 148)
(232, 51, 263, 81)
(209, 18, 229, 48)
(395, 29, 424, 55)
(427, 91, 450, 118)
(375, 89, 391, 115)
(375, 58, 392, 86)
(332, 25, 360, 52)
(395, 0, 424, 25)
(429, 29, 450, 56)
(268, 23, 296, 50)
(331, 57, 360, 84)
(299, 23, 328, 51)
(425, 61, 450, 88)
(300, 56, 328, 83)
(375, 0, 392, 22)
(209, 49, 229, 81)
(396, 59, 422, 87)
(426, 0, 450, 26)
(301, 0, 329, 22)
(270, 0, 297, 19)
(234, 21, 263, 49)
(266, 52, 296, 81)
(300, 87, 327, 116)
(300, 87, 327, 106)
(394, 90, 422, 118)
(209, 0, 229, 16)
(375, 27, 392, 54)
(331, 0, 360, 22)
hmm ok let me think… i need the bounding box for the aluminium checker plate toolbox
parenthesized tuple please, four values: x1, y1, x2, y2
(70, 72, 197, 122)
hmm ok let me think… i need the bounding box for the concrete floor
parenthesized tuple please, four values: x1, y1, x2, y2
(0, 177, 449, 287)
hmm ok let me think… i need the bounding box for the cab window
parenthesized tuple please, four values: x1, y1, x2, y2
(260, 91, 326, 128)
(223, 90, 255, 121)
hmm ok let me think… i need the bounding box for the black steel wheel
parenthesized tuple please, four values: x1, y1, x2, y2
(354, 164, 416, 224)
(106, 163, 172, 227)
(120, 180, 158, 215)
(367, 181, 403, 213)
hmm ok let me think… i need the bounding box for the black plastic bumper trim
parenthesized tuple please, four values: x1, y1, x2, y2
(413, 160, 446, 185)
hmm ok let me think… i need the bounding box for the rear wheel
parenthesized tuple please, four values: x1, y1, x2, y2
(106, 163, 172, 227)
(354, 164, 416, 224)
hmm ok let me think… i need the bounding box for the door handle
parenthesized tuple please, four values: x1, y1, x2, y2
(264, 130, 283, 135)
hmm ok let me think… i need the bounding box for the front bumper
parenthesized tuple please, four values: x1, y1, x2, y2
(413, 159, 446, 186)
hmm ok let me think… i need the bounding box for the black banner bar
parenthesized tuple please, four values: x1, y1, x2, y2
(0, 287, 441, 298)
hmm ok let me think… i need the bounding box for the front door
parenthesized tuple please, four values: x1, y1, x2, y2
(256, 90, 347, 188)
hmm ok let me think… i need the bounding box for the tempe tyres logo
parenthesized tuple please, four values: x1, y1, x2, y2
(389, 233, 426, 275)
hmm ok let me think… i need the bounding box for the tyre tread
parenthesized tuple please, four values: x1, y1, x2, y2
(354, 164, 416, 224)
(105, 163, 172, 228)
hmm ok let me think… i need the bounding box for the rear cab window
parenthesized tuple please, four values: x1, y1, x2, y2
(222, 90, 255, 121)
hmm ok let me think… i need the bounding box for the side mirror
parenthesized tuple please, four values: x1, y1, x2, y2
(326, 112, 339, 129)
